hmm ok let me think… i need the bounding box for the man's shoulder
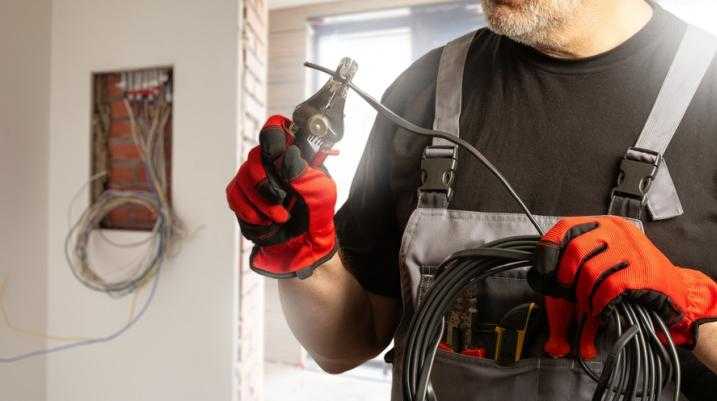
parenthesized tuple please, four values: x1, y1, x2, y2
(379, 45, 441, 108)
(658, 7, 717, 78)
(683, 24, 717, 95)
(382, 28, 496, 107)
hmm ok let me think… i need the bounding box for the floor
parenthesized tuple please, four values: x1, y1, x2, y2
(265, 360, 392, 401)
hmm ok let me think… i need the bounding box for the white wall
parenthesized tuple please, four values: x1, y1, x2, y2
(46, 1, 241, 401)
(0, 1, 51, 400)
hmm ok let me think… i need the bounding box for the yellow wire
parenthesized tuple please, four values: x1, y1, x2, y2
(127, 283, 144, 323)
(0, 278, 141, 343)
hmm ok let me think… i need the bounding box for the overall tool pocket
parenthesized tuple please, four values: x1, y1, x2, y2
(420, 267, 604, 401)
(431, 351, 601, 401)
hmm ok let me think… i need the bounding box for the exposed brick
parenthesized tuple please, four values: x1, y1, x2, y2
(106, 74, 124, 99)
(136, 163, 147, 182)
(105, 208, 131, 227)
(244, 75, 266, 106)
(110, 118, 131, 138)
(109, 140, 141, 160)
(107, 179, 151, 192)
(135, 165, 159, 192)
(103, 203, 156, 231)
(239, 0, 268, 398)
(106, 73, 121, 86)
(129, 204, 157, 226)
(111, 100, 129, 118)
(244, 6, 267, 47)
(108, 164, 137, 186)
(243, 117, 261, 142)
(95, 69, 173, 232)
(244, 50, 267, 82)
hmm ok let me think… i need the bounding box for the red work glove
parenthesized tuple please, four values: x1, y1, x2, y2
(528, 216, 717, 359)
(226, 115, 338, 279)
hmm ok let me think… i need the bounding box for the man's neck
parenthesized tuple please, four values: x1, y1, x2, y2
(534, 0, 654, 59)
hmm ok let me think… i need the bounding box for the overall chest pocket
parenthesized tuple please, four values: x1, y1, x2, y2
(416, 264, 679, 401)
(431, 351, 601, 401)
(419, 268, 602, 401)
(420, 265, 546, 356)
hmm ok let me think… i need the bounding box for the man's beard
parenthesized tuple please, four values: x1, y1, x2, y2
(480, 0, 583, 47)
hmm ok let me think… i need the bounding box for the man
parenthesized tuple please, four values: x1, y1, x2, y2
(227, 0, 717, 399)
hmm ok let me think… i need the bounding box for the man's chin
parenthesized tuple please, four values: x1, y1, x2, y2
(492, 0, 526, 7)
(482, 0, 549, 44)
(481, 0, 581, 46)
(484, 6, 529, 36)
(483, 0, 529, 25)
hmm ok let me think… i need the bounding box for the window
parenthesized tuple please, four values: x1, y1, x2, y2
(311, 1, 486, 207)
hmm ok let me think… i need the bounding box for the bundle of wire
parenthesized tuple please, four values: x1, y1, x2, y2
(305, 62, 682, 401)
(2, 85, 182, 363)
(65, 94, 182, 297)
(401, 237, 681, 401)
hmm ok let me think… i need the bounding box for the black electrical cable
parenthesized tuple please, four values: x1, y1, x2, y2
(603, 312, 623, 401)
(578, 305, 680, 401)
(304, 62, 545, 236)
(627, 304, 653, 401)
(402, 237, 538, 401)
(594, 325, 640, 401)
(305, 62, 681, 401)
(622, 305, 641, 401)
(636, 305, 671, 401)
(654, 312, 682, 401)
(404, 238, 681, 401)
(632, 307, 653, 401)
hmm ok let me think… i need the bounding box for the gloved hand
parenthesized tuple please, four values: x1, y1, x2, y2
(226, 115, 338, 279)
(528, 216, 717, 359)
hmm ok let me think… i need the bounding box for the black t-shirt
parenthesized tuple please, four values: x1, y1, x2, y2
(335, 6, 717, 398)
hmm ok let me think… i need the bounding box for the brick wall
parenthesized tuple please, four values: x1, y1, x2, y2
(237, 0, 268, 400)
(91, 72, 172, 231)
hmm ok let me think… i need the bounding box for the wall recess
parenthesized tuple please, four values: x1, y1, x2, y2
(91, 67, 173, 231)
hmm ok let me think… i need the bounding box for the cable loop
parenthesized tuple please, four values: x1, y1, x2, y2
(65, 95, 183, 297)
(403, 238, 681, 401)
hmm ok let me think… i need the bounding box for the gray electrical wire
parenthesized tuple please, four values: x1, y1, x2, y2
(0, 259, 162, 363)
(2, 80, 181, 363)
(65, 94, 182, 297)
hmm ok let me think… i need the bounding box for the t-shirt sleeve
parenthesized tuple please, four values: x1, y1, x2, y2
(335, 49, 442, 298)
(334, 84, 403, 298)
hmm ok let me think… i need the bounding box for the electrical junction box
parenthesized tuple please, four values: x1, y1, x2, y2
(90, 67, 173, 231)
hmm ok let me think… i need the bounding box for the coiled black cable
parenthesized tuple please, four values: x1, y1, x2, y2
(402, 237, 681, 401)
(578, 304, 681, 401)
(403, 237, 537, 401)
(306, 62, 681, 401)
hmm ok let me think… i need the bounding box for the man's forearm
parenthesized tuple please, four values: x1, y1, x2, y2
(278, 252, 400, 373)
(694, 321, 717, 373)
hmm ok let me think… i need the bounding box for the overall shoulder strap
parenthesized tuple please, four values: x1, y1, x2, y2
(433, 31, 476, 140)
(609, 26, 717, 220)
(418, 31, 477, 208)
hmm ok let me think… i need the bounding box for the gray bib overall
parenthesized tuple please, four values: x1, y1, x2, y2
(390, 26, 716, 401)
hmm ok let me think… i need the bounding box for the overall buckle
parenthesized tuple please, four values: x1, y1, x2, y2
(611, 147, 662, 204)
(419, 146, 458, 204)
